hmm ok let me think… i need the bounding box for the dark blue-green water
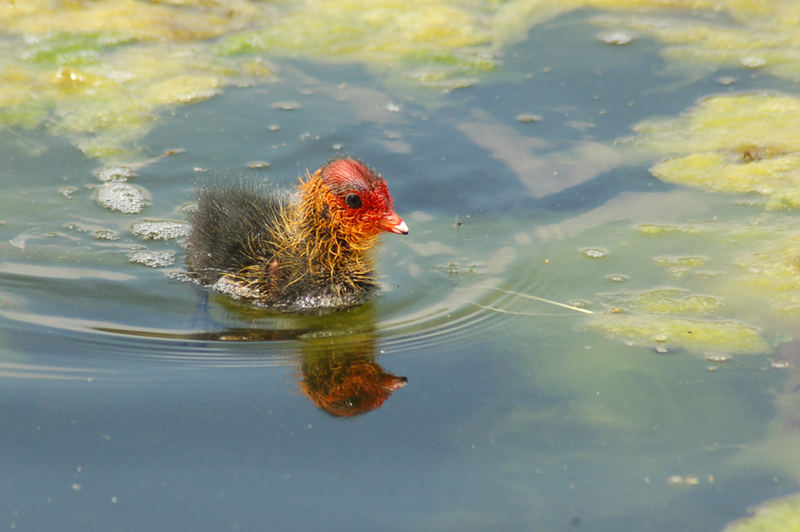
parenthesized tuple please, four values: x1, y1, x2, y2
(1, 8, 798, 531)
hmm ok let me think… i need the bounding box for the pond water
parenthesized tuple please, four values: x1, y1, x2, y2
(2, 2, 800, 531)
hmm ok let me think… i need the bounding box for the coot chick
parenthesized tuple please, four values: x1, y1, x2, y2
(186, 158, 408, 313)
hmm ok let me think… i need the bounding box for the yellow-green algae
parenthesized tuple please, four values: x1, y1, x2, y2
(0, 0, 268, 160)
(653, 255, 712, 279)
(528, 191, 794, 353)
(724, 494, 800, 532)
(646, 219, 800, 320)
(589, 312, 768, 355)
(635, 94, 800, 210)
(636, 223, 704, 236)
(4, 1, 800, 160)
(737, 233, 800, 314)
(636, 218, 800, 319)
(653, 256, 707, 269)
(623, 288, 721, 315)
(594, 285, 762, 356)
(594, 0, 800, 82)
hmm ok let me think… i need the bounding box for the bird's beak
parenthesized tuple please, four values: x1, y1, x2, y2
(385, 376, 408, 391)
(380, 212, 409, 234)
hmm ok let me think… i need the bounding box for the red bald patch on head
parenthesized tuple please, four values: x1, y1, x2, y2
(320, 158, 382, 193)
(321, 157, 393, 214)
(314, 157, 407, 237)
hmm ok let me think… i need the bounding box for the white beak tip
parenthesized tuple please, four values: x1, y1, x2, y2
(391, 220, 409, 234)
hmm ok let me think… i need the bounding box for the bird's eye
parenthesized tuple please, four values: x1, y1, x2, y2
(345, 193, 363, 209)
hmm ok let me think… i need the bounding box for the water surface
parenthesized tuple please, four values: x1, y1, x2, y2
(1, 4, 799, 531)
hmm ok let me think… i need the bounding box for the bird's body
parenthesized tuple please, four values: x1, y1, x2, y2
(186, 158, 407, 313)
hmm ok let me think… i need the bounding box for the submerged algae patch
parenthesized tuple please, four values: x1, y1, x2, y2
(737, 233, 800, 314)
(589, 284, 766, 355)
(615, 288, 722, 315)
(635, 94, 800, 209)
(634, 210, 800, 320)
(636, 223, 704, 236)
(724, 493, 800, 532)
(589, 312, 768, 355)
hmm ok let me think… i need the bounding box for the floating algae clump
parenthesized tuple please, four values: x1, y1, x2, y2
(212, 0, 502, 91)
(635, 94, 800, 209)
(0, 0, 516, 158)
(724, 493, 800, 532)
(6, 0, 800, 161)
(0, 1, 267, 160)
(593, 0, 800, 82)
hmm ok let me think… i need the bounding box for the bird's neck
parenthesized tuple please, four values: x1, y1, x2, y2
(295, 175, 378, 278)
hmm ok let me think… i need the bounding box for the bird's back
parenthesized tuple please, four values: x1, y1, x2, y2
(186, 183, 287, 285)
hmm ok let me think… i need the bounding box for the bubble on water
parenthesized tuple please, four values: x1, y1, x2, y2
(740, 56, 766, 68)
(95, 229, 118, 240)
(705, 353, 731, 363)
(59, 186, 78, 199)
(95, 183, 150, 214)
(130, 220, 190, 240)
(597, 31, 634, 45)
(581, 247, 607, 259)
(96, 165, 136, 182)
(271, 101, 300, 111)
(605, 274, 628, 283)
(247, 161, 270, 169)
(516, 113, 542, 123)
(666, 475, 699, 487)
(128, 249, 175, 268)
(568, 299, 591, 310)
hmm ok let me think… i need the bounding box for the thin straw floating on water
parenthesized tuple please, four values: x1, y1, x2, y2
(472, 303, 577, 317)
(490, 287, 594, 315)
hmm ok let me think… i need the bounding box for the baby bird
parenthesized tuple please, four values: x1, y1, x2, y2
(186, 158, 408, 313)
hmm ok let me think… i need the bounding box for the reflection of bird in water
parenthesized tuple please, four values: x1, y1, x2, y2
(186, 158, 407, 313)
(298, 334, 407, 417)
(182, 294, 407, 417)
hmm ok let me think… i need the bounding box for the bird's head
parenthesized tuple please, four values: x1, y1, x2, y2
(309, 158, 408, 239)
